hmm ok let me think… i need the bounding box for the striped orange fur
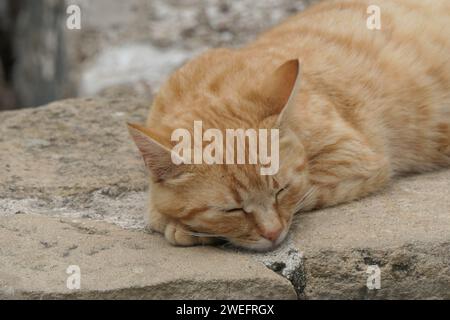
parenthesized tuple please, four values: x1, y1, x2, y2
(128, 0, 450, 251)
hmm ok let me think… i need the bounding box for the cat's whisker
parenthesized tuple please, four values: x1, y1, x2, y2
(293, 185, 318, 213)
(286, 186, 319, 232)
(293, 187, 313, 209)
(232, 238, 264, 244)
(189, 232, 219, 238)
(179, 229, 229, 240)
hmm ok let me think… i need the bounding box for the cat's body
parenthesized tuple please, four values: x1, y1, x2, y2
(129, 0, 450, 251)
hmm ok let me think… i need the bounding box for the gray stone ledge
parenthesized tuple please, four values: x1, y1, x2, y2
(1, 98, 449, 299)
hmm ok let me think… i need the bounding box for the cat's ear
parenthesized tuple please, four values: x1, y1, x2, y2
(261, 59, 301, 123)
(127, 123, 184, 182)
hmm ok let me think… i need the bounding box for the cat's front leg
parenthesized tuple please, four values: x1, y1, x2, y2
(164, 221, 217, 247)
(146, 204, 170, 234)
(147, 206, 216, 247)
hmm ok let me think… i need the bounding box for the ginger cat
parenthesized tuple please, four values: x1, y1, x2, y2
(128, 0, 450, 251)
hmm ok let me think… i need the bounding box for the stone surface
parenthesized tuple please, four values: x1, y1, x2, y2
(1, 98, 449, 299)
(0, 98, 149, 229)
(11, 0, 320, 107)
(0, 215, 295, 299)
(291, 170, 450, 299)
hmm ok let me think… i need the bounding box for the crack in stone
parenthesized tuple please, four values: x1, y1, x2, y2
(252, 245, 306, 298)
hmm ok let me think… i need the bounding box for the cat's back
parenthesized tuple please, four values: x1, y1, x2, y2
(251, 0, 450, 86)
(249, 0, 450, 172)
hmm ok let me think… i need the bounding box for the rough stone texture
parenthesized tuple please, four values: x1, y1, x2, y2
(0, 98, 149, 229)
(11, 0, 320, 107)
(1, 98, 449, 299)
(0, 98, 147, 199)
(292, 171, 450, 299)
(0, 215, 296, 299)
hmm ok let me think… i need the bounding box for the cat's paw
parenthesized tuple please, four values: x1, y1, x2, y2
(164, 222, 216, 247)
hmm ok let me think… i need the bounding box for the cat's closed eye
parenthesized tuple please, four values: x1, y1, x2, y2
(276, 184, 290, 198)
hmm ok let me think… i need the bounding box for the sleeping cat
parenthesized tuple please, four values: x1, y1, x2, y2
(128, 0, 450, 251)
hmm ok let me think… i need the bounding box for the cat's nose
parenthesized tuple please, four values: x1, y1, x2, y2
(260, 227, 283, 242)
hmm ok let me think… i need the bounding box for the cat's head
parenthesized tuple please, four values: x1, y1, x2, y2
(129, 59, 311, 251)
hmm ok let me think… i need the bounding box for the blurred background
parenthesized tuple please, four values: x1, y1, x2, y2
(0, 0, 319, 111)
